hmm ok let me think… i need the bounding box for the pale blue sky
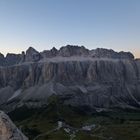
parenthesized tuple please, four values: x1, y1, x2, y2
(0, 0, 140, 57)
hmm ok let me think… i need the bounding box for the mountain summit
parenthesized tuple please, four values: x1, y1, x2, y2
(0, 45, 134, 67)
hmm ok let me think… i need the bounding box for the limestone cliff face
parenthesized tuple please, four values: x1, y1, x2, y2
(0, 58, 139, 110)
(0, 111, 28, 140)
(0, 46, 139, 111)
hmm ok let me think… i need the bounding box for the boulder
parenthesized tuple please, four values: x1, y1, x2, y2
(0, 111, 28, 140)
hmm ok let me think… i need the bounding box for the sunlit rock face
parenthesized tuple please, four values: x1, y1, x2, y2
(0, 45, 139, 111)
(0, 111, 28, 140)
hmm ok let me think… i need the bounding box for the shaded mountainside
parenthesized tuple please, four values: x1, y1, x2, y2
(0, 45, 139, 111)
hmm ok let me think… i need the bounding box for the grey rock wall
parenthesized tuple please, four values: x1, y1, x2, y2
(0, 58, 139, 111)
(0, 46, 139, 111)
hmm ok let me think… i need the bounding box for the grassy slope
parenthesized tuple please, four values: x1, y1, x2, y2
(8, 96, 140, 140)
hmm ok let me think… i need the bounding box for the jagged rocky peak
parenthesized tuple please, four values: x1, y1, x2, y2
(26, 46, 38, 54)
(59, 45, 89, 56)
(0, 53, 5, 66)
(90, 48, 134, 59)
(0, 53, 4, 59)
(51, 47, 58, 53)
(40, 45, 89, 58)
(0, 53, 22, 66)
(0, 45, 135, 67)
(40, 47, 58, 58)
(118, 51, 134, 59)
(5, 53, 21, 66)
(0, 111, 28, 140)
(25, 46, 41, 62)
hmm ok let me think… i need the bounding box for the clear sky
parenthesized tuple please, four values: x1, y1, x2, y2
(0, 0, 140, 58)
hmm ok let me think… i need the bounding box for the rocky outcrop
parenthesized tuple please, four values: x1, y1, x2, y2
(0, 111, 28, 140)
(58, 45, 89, 57)
(0, 46, 139, 111)
(0, 53, 5, 66)
(40, 47, 58, 58)
(25, 47, 41, 62)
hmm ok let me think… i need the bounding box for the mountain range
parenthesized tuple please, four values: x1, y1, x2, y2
(0, 45, 140, 112)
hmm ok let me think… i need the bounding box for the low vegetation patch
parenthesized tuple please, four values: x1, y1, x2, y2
(8, 95, 140, 140)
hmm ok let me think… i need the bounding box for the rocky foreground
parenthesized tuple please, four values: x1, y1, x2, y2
(0, 111, 28, 140)
(0, 45, 140, 111)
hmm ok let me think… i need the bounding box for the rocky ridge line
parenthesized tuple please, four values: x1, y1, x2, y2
(0, 45, 134, 66)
